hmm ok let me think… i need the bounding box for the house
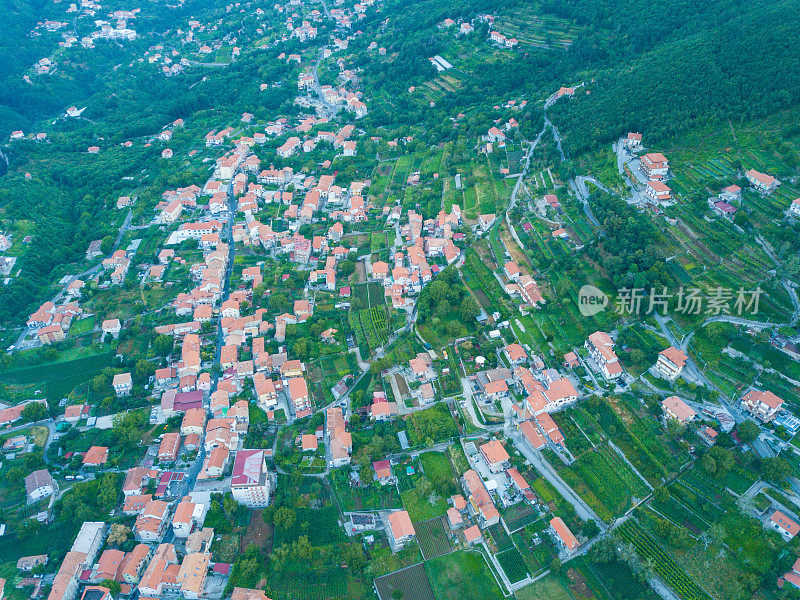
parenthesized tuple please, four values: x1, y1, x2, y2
(504, 261, 521, 281)
(644, 181, 672, 204)
(17, 555, 48, 572)
(101, 319, 122, 339)
(746, 169, 779, 194)
(83, 446, 109, 467)
(80, 586, 112, 600)
(231, 589, 272, 600)
(479, 440, 510, 473)
(119, 544, 151, 585)
(770, 510, 800, 541)
(741, 389, 784, 422)
(447, 507, 463, 530)
(123, 494, 152, 516)
(483, 379, 509, 403)
(370, 401, 398, 421)
(506, 467, 531, 495)
(123, 467, 150, 496)
(504, 343, 527, 365)
(24, 469, 57, 502)
(720, 185, 742, 203)
(525, 377, 579, 414)
(137, 543, 178, 596)
(287, 377, 311, 413)
(518, 420, 546, 450)
(200, 446, 230, 479)
(158, 433, 181, 462)
(172, 500, 203, 538)
(478, 213, 496, 232)
(327, 405, 352, 467)
(46, 551, 87, 600)
(486, 127, 505, 143)
(177, 552, 210, 599)
(623, 132, 642, 151)
(231, 449, 271, 507)
(387, 510, 415, 550)
(699, 426, 718, 446)
(463, 525, 483, 545)
(38, 324, 65, 345)
(640, 152, 669, 179)
(585, 331, 622, 380)
(277, 137, 301, 158)
(787, 198, 800, 219)
(662, 396, 696, 424)
(549, 516, 579, 554)
(64, 404, 90, 423)
(461, 469, 499, 526)
(134, 500, 170, 542)
(181, 408, 206, 435)
(113, 373, 133, 397)
(372, 460, 393, 484)
(253, 373, 277, 410)
(654, 347, 689, 381)
(301, 434, 318, 452)
(94, 549, 124, 581)
(781, 558, 800, 590)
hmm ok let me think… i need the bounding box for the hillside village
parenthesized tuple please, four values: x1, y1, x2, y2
(0, 1, 800, 600)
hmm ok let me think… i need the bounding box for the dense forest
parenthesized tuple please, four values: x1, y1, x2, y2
(351, 0, 800, 157)
(549, 0, 800, 154)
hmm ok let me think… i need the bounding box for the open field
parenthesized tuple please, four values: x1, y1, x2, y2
(425, 551, 505, 600)
(415, 517, 453, 559)
(374, 563, 436, 600)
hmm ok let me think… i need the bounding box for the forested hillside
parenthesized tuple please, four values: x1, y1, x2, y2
(548, 0, 800, 154)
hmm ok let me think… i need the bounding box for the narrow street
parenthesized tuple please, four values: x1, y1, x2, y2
(507, 428, 605, 527)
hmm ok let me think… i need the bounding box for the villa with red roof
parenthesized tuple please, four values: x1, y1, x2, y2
(231, 450, 270, 507)
(654, 347, 689, 381)
(746, 169, 780, 194)
(662, 396, 696, 424)
(741, 389, 784, 422)
(771, 510, 800, 541)
(585, 331, 623, 380)
(549, 517, 579, 554)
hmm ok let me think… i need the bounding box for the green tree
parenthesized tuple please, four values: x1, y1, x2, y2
(550, 557, 562, 573)
(98, 473, 118, 508)
(273, 506, 296, 530)
(99, 580, 121, 596)
(100, 236, 115, 255)
(22, 401, 48, 422)
(152, 335, 173, 356)
(737, 420, 760, 443)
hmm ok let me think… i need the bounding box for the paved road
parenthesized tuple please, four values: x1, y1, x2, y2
(569, 176, 601, 227)
(211, 172, 239, 390)
(653, 315, 776, 456)
(507, 428, 605, 526)
(548, 116, 566, 163)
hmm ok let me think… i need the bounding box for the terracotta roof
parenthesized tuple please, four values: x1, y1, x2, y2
(447, 507, 463, 527)
(662, 396, 696, 422)
(464, 525, 482, 543)
(743, 389, 784, 410)
(550, 516, 578, 550)
(771, 510, 800, 537)
(660, 346, 688, 367)
(480, 440, 510, 465)
(387, 510, 415, 540)
(83, 446, 109, 465)
(506, 467, 530, 490)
